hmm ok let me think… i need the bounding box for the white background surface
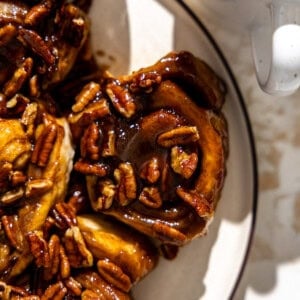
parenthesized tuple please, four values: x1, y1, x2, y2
(185, 0, 300, 299)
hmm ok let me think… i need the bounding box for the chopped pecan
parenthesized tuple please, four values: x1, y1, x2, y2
(51, 203, 77, 230)
(170, 146, 198, 179)
(0, 24, 17, 47)
(157, 126, 200, 148)
(63, 226, 93, 268)
(58, 3, 88, 48)
(40, 281, 67, 300)
(139, 157, 160, 183)
(28, 75, 40, 97)
(114, 162, 137, 206)
(1, 215, 24, 251)
(128, 71, 162, 93)
(101, 128, 116, 157)
(80, 123, 100, 161)
(21, 102, 38, 138)
(74, 160, 107, 177)
(27, 231, 50, 268)
(25, 179, 53, 198)
(106, 83, 136, 118)
(31, 123, 58, 167)
(0, 187, 24, 205)
(3, 57, 33, 98)
(139, 187, 162, 209)
(72, 81, 101, 113)
(91, 179, 116, 211)
(5, 94, 30, 117)
(97, 259, 132, 293)
(18, 28, 55, 66)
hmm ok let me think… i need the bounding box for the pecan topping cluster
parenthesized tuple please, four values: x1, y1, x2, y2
(0, 0, 228, 299)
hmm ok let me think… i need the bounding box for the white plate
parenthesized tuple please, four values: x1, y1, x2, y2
(89, 1, 258, 299)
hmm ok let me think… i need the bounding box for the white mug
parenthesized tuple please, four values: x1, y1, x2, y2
(200, 0, 300, 96)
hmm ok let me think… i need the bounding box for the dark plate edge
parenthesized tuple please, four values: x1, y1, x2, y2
(176, 1, 259, 299)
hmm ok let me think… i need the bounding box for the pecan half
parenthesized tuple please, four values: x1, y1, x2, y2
(3, 57, 33, 98)
(139, 157, 160, 184)
(176, 187, 212, 218)
(114, 162, 137, 206)
(40, 281, 67, 300)
(0, 187, 24, 205)
(80, 122, 100, 161)
(90, 178, 116, 211)
(51, 202, 77, 230)
(18, 28, 55, 66)
(157, 126, 199, 148)
(31, 123, 58, 167)
(106, 82, 136, 118)
(63, 277, 82, 296)
(97, 259, 132, 293)
(170, 146, 198, 179)
(1, 215, 24, 251)
(25, 0, 53, 27)
(63, 226, 93, 268)
(68, 99, 110, 129)
(43, 234, 61, 281)
(75, 271, 130, 300)
(72, 81, 101, 113)
(74, 160, 108, 177)
(27, 231, 50, 268)
(25, 179, 53, 198)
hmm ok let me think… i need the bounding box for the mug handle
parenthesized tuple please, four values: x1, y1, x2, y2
(251, 1, 300, 96)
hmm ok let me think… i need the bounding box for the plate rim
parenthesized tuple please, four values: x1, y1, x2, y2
(176, 0, 259, 298)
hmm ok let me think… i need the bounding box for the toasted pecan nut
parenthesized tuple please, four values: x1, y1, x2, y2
(97, 259, 132, 293)
(170, 146, 198, 179)
(18, 29, 55, 66)
(41, 281, 67, 300)
(1, 215, 24, 251)
(114, 162, 137, 206)
(63, 226, 93, 268)
(139, 157, 161, 184)
(31, 123, 58, 167)
(106, 82, 136, 118)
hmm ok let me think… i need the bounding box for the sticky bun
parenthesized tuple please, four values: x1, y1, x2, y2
(0, 0, 228, 299)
